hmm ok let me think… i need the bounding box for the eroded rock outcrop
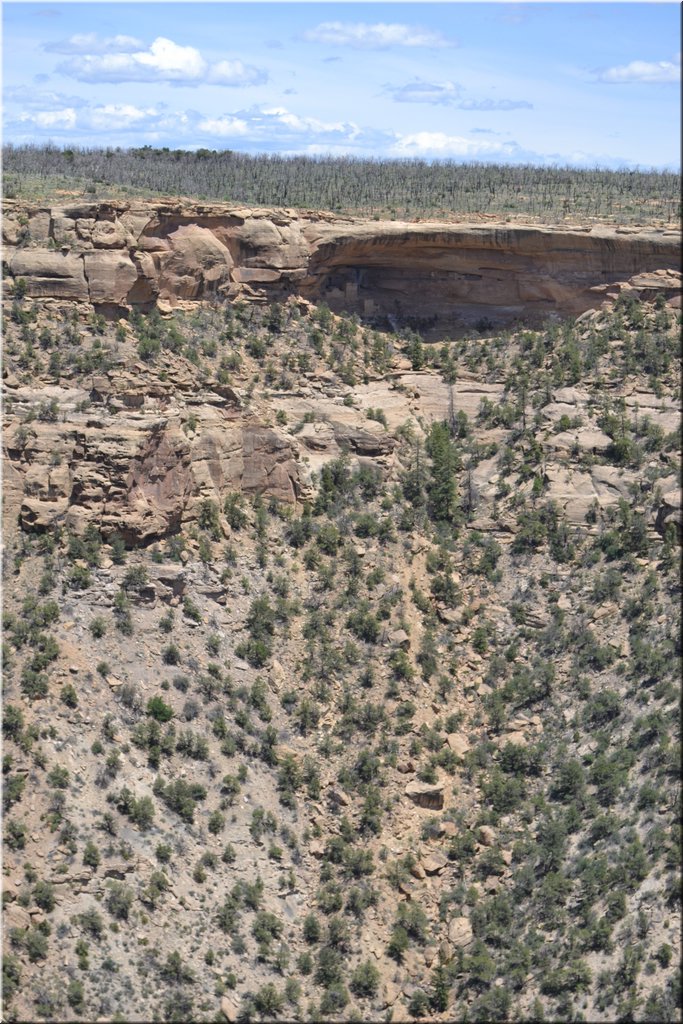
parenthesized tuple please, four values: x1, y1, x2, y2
(4, 368, 301, 544)
(4, 323, 677, 543)
(3, 201, 680, 326)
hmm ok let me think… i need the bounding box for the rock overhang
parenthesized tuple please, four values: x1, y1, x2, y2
(3, 200, 681, 328)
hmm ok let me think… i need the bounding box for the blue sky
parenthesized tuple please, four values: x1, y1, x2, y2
(2, 2, 680, 168)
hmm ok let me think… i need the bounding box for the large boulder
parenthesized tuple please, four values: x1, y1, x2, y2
(654, 487, 682, 539)
(446, 734, 470, 758)
(405, 780, 445, 810)
(10, 251, 88, 300)
(83, 251, 138, 304)
(156, 225, 233, 300)
(448, 917, 474, 948)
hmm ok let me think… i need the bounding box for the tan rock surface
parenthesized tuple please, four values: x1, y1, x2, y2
(5, 369, 301, 544)
(446, 733, 470, 758)
(83, 251, 138, 305)
(448, 917, 474, 948)
(405, 780, 445, 810)
(5, 200, 679, 323)
(220, 996, 238, 1023)
(654, 487, 682, 537)
(421, 850, 448, 874)
(478, 825, 496, 846)
(10, 250, 88, 300)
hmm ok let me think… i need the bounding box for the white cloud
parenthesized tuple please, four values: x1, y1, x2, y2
(55, 36, 267, 87)
(387, 80, 462, 105)
(388, 135, 638, 170)
(87, 104, 163, 131)
(25, 108, 78, 130)
(58, 37, 205, 83)
(260, 106, 357, 137)
(45, 32, 143, 55)
(458, 98, 533, 111)
(4, 85, 87, 110)
(5, 100, 363, 148)
(386, 80, 532, 110)
(196, 115, 249, 137)
(2, 97, 640, 170)
(303, 21, 455, 49)
(597, 55, 680, 84)
(16, 103, 165, 134)
(207, 60, 267, 87)
(285, 143, 364, 157)
(391, 131, 520, 159)
(195, 105, 362, 146)
(13, 103, 167, 135)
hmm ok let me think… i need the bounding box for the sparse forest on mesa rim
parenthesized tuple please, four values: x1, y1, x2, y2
(2, 156, 681, 1024)
(3, 146, 681, 224)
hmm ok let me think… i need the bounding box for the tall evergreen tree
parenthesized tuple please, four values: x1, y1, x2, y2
(426, 421, 460, 523)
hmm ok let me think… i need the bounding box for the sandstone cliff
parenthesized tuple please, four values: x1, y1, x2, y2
(3, 201, 680, 327)
(4, 354, 301, 545)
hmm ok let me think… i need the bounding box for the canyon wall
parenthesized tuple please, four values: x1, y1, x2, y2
(3, 362, 303, 545)
(3, 201, 680, 328)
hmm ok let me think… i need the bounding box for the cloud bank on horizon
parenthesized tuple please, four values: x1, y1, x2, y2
(2, 4, 680, 170)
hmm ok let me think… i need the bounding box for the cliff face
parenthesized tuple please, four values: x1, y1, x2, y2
(299, 220, 681, 327)
(3, 358, 302, 546)
(3, 201, 680, 327)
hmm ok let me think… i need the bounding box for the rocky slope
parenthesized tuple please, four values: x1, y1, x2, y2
(2, 233, 681, 1024)
(3, 201, 681, 330)
(4, 303, 680, 551)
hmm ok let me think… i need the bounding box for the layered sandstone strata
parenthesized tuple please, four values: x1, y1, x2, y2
(3, 363, 301, 545)
(3, 201, 680, 326)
